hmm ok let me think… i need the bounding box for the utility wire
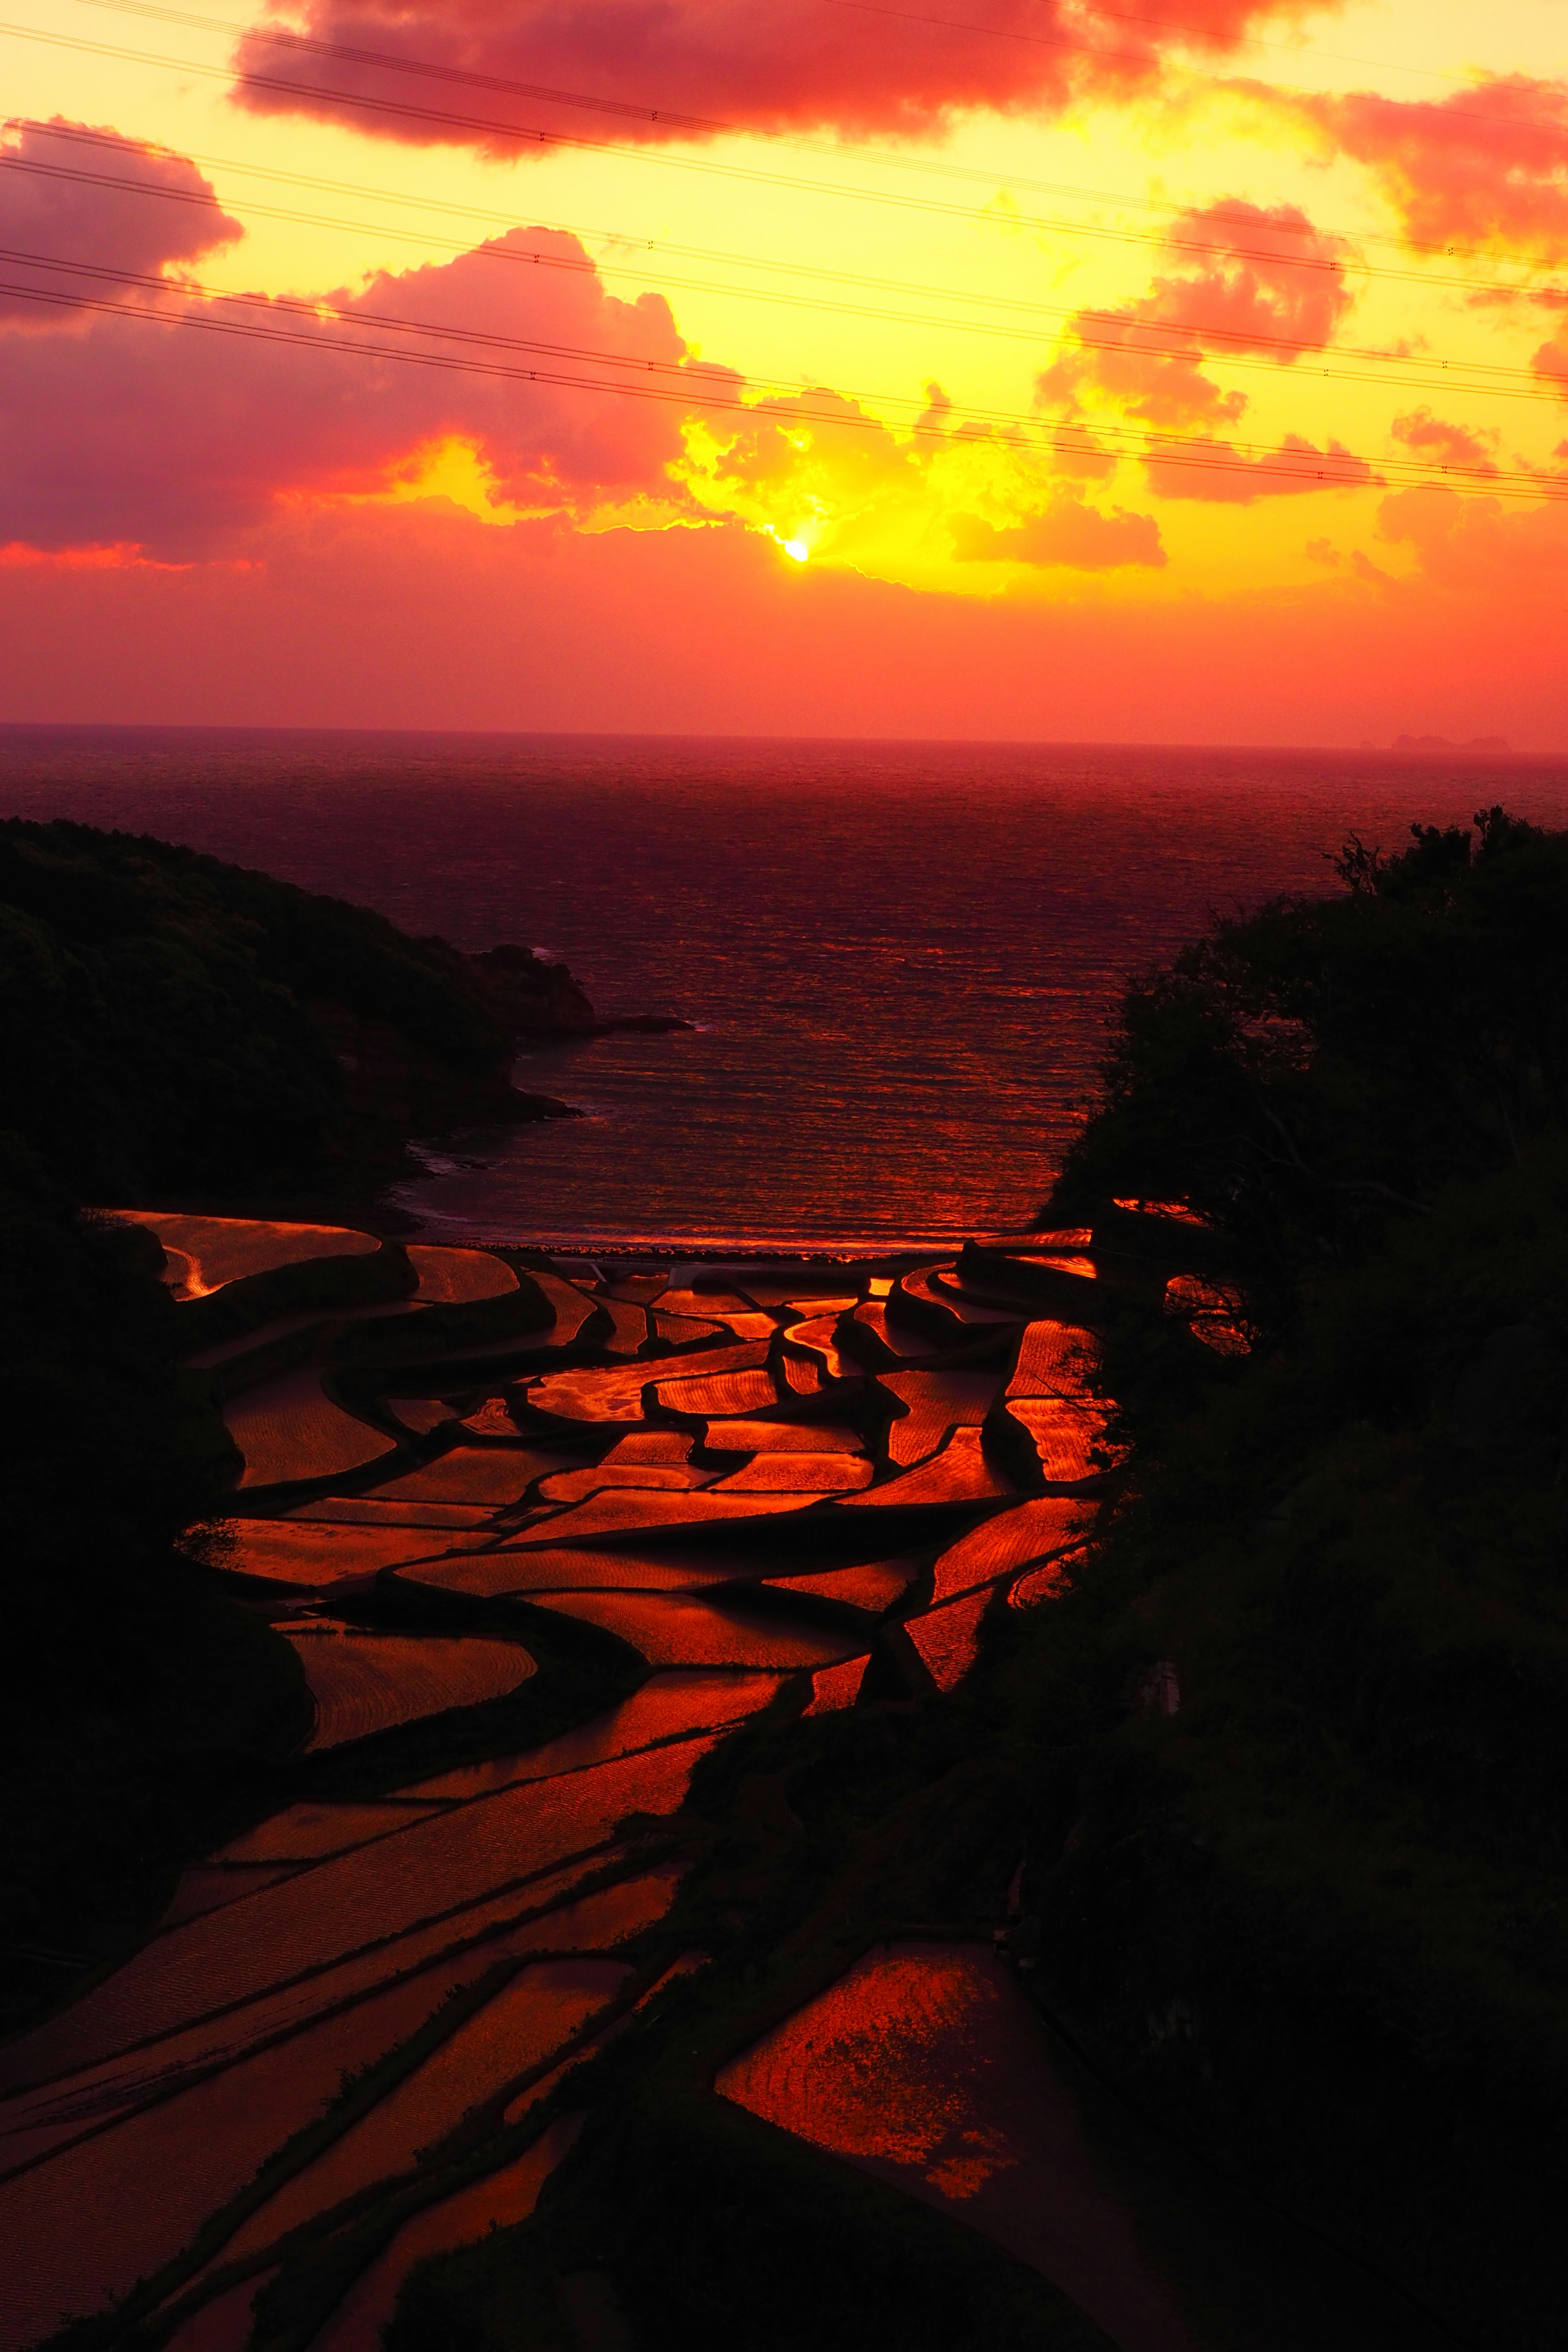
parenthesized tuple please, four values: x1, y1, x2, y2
(94, 0, 1568, 200)
(8, 123, 1566, 411)
(4, 249, 1564, 500)
(7, 17, 1567, 306)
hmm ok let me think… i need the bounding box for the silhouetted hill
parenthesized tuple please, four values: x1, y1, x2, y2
(1005, 806, 1568, 2343)
(0, 816, 595, 1203)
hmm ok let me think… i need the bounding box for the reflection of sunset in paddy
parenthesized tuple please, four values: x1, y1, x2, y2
(718, 1941, 1194, 2348)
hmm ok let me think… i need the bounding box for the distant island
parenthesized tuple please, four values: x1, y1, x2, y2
(1387, 731, 1512, 754)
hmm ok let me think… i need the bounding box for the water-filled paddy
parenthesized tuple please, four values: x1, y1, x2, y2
(528, 1591, 864, 1670)
(405, 1245, 517, 1303)
(367, 1448, 553, 1506)
(717, 1941, 1194, 2352)
(220, 1521, 465, 1588)
(310, 2115, 584, 2352)
(281, 1627, 537, 1749)
(5, 1214, 1169, 2351)
(116, 1214, 381, 1300)
(879, 1372, 1000, 1466)
(848, 1427, 1011, 1507)
(225, 1373, 397, 1491)
(216, 1958, 629, 2263)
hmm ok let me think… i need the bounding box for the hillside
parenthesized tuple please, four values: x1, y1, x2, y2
(998, 806, 1568, 2342)
(0, 817, 596, 1203)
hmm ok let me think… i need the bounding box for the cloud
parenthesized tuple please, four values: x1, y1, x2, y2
(951, 494, 1165, 568)
(1302, 77, 1568, 256)
(0, 118, 241, 322)
(1143, 432, 1379, 502)
(1535, 337, 1568, 401)
(1378, 484, 1568, 584)
(226, 0, 1321, 151)
(1390, 408, 1499, 476)
(0, 145, 727, 557)
(1038, 199, 1350, 430)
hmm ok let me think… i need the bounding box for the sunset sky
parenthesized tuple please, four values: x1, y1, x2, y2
(3, 0, 1567, 740)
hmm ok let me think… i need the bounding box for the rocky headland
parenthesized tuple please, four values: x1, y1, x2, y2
(0, 817, 689, 1203)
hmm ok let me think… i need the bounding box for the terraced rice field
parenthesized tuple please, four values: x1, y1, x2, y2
(311, 2116, 583, 2352)
(282, 1625, 536, 1749)
(528, 1591, 867, 1670)
(225, 1372, 398, 1490)
(879, 1371, 1000, 1466)
(399, 1546, 750, 1599)
(119, 1213, 381, 1300)
(216, 1958, 630, 2261)
(220, 1521, 464, 1588)
(904, 1589, 994, 1691)
(405, 1245, 518, 1303)
(716, 1942, 1192, 2352)
(931, 1496, 1090, 1601)
(846, 1426, 1010, 1506)
(504, 1487, 820, 1545)
(10, 1219, 1134, 2352)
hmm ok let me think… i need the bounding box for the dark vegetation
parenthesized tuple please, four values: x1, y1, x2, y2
(0, 817, 595, 2027)
(0, 1145, 305, 2031)
(0, 815, 583, 1203)
(12, 807, 1567, 2348)
(1002, 808, 1568, 2346)
(363, 808, 1568, 2351)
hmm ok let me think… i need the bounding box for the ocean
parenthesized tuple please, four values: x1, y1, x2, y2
(5, 726, 1566, 1252)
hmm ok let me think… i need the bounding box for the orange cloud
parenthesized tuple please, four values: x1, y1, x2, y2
(1377, 484, 1568, 584)
(1391, 408, 1499, 477)
(1038, 200, 1350, 430)
(1303, 77, 1568, 256)
(951, 495, 1165, 567)
(1143, 432, 1378, 501)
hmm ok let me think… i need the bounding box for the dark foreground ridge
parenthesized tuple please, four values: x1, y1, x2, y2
(0, 817, 689, 1205)
(0, 808, 1564, 2352)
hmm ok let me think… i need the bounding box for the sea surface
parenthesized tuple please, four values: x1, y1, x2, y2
(5, 726, 1567, 1252)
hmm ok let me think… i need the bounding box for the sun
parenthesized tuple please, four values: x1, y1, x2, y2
(782, 537, 811, 564)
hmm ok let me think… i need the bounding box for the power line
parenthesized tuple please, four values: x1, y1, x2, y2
(7, 123, 1565, 408)
(3, 247, 1562, 501)
(96, 0, 1568, 189)
(8, 16, 1567, 306)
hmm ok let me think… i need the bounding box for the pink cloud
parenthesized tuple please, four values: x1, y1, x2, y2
(951, 494, 1165, 567)
(1038, 199, 1350, 430)
(1304, 77, 1568, 254)
(0, 118, 241, 323)
(1143, 432, 1379, 501)
(0, 162, 723, 555)
(1390, 408, 1499, 475)
(226, 0, 1321, 151)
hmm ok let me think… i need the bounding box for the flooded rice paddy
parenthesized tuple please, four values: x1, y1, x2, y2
(718, 1942, 1194, 2352)
(1, 1210, 1272, 2352)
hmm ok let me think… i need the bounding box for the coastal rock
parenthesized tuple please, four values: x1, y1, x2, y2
(418, 936, 693, 1046)
(307, 1000, 580, 1134)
